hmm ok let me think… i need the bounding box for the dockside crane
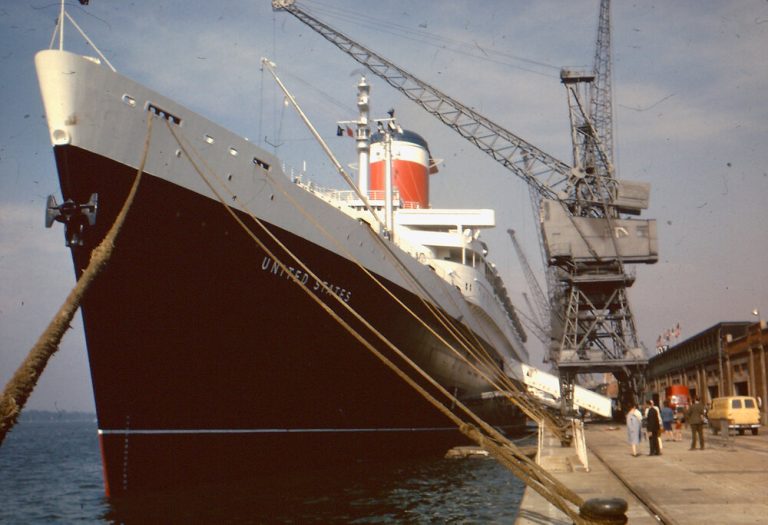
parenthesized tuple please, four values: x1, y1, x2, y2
(517, 292, 550, 350)
(554, 0, 652, 410)
(508, 229, 553, 349)
(272, 0, 655, 414)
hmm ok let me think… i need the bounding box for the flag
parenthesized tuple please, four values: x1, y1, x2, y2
(428, 156, 440, 174)
(346, 126, 354, 137)
(336, 126, 343, 137)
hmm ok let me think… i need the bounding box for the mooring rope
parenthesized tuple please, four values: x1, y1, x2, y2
(266, 146, 570, 443)
(0, 95, 590, 519)
(195, 107, 569, 444)
(0, 116, 154, 447)
(166, 121, 586, 521)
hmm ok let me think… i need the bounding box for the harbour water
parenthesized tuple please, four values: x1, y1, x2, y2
(0, 414, 526, 523)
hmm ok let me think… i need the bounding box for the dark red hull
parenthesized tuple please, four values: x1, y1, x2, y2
(53, 145, 522, 496)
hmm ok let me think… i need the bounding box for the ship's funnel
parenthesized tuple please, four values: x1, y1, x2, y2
(369, 130, 433, 209)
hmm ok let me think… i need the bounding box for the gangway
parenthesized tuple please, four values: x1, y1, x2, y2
(509, 363, 613, 418)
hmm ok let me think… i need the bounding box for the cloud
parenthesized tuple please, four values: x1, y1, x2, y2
(0, 201, 75, 329)
(0, 201, 60, 256)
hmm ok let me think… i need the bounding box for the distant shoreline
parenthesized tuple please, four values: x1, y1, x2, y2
(20, 409, 96, 422)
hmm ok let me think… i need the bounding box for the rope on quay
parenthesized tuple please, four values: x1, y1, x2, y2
(165, 121, 593, 524)
(0, 116, 155, 447)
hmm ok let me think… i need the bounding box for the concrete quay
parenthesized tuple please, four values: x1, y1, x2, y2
(515, 422, 768, 524)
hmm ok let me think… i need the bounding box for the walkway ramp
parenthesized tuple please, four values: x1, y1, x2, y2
(510, 363, 613, 418)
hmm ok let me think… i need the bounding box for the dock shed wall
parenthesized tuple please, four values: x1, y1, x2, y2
(646, 321, 768, 424)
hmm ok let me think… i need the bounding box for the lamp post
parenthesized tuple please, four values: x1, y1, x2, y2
(718, 326, 725, 398)
(753, 309, 767, 424)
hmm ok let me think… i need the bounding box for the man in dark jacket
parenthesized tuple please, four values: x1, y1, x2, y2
(644, 400, 662, 455)
(686, 396, 707, 450)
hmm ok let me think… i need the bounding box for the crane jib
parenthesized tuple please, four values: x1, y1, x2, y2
(274, 0, 656, 421)
(273, 0, 571, 202)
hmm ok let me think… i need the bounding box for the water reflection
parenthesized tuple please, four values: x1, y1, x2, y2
(104, 455, 525, 523)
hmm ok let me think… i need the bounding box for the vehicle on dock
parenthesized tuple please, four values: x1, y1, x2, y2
(664, 385, 689, 411)
(708, 396, 761, 435)
(664, 384, 689, 422)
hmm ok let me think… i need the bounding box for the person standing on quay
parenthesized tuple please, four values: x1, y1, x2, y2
(660, 401, 675, 441)
(673, 409, 683, 441)
(644, 400, 662, 455)
(686, 396, 706, 450)
(626, 402, 643, 457)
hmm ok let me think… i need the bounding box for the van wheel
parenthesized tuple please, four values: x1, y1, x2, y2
(752, 428, 759, 436)
(738, 429, 745, 435)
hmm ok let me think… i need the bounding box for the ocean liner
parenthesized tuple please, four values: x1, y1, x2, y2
(36, 39, 530, 495)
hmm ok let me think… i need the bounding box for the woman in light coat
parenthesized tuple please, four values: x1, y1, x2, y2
(626, 402, 643, 457)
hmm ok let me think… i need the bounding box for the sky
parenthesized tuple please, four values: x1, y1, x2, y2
(1, 1, 767, 413)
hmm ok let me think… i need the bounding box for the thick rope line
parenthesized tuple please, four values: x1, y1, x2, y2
(175, 155, 582, 519)
(250, 69, 570, 440)
(170, 121, 577, 503)
(167, 121, 584, 514)
(0, 116, 154, 447)
(310, 189, 570, 439)
(183, 128, 578, 508)
(176, 130, 528, 444)
(264, 158, 570, 441)
(297, 219, 581, 502)
(336, 231, 569, 440)
(253, 143, 568, 440)
(462, 423, 587, 524)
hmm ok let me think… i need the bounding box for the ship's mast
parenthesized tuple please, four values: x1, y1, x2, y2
(261, 58, 384, 232)
(356, 77, 371, 197)
(383, 129, 394, 237)
(58, 0, 65, 50)
(339, 76, 400, 238)
(373, 116, 400, 240)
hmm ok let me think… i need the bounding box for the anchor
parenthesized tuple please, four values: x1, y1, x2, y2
(45, 193, 98, 247)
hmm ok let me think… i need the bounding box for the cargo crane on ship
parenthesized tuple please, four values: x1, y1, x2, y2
(272, 0, 655, 414)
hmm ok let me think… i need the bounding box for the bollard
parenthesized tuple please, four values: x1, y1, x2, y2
(578, 497, 628, 524)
